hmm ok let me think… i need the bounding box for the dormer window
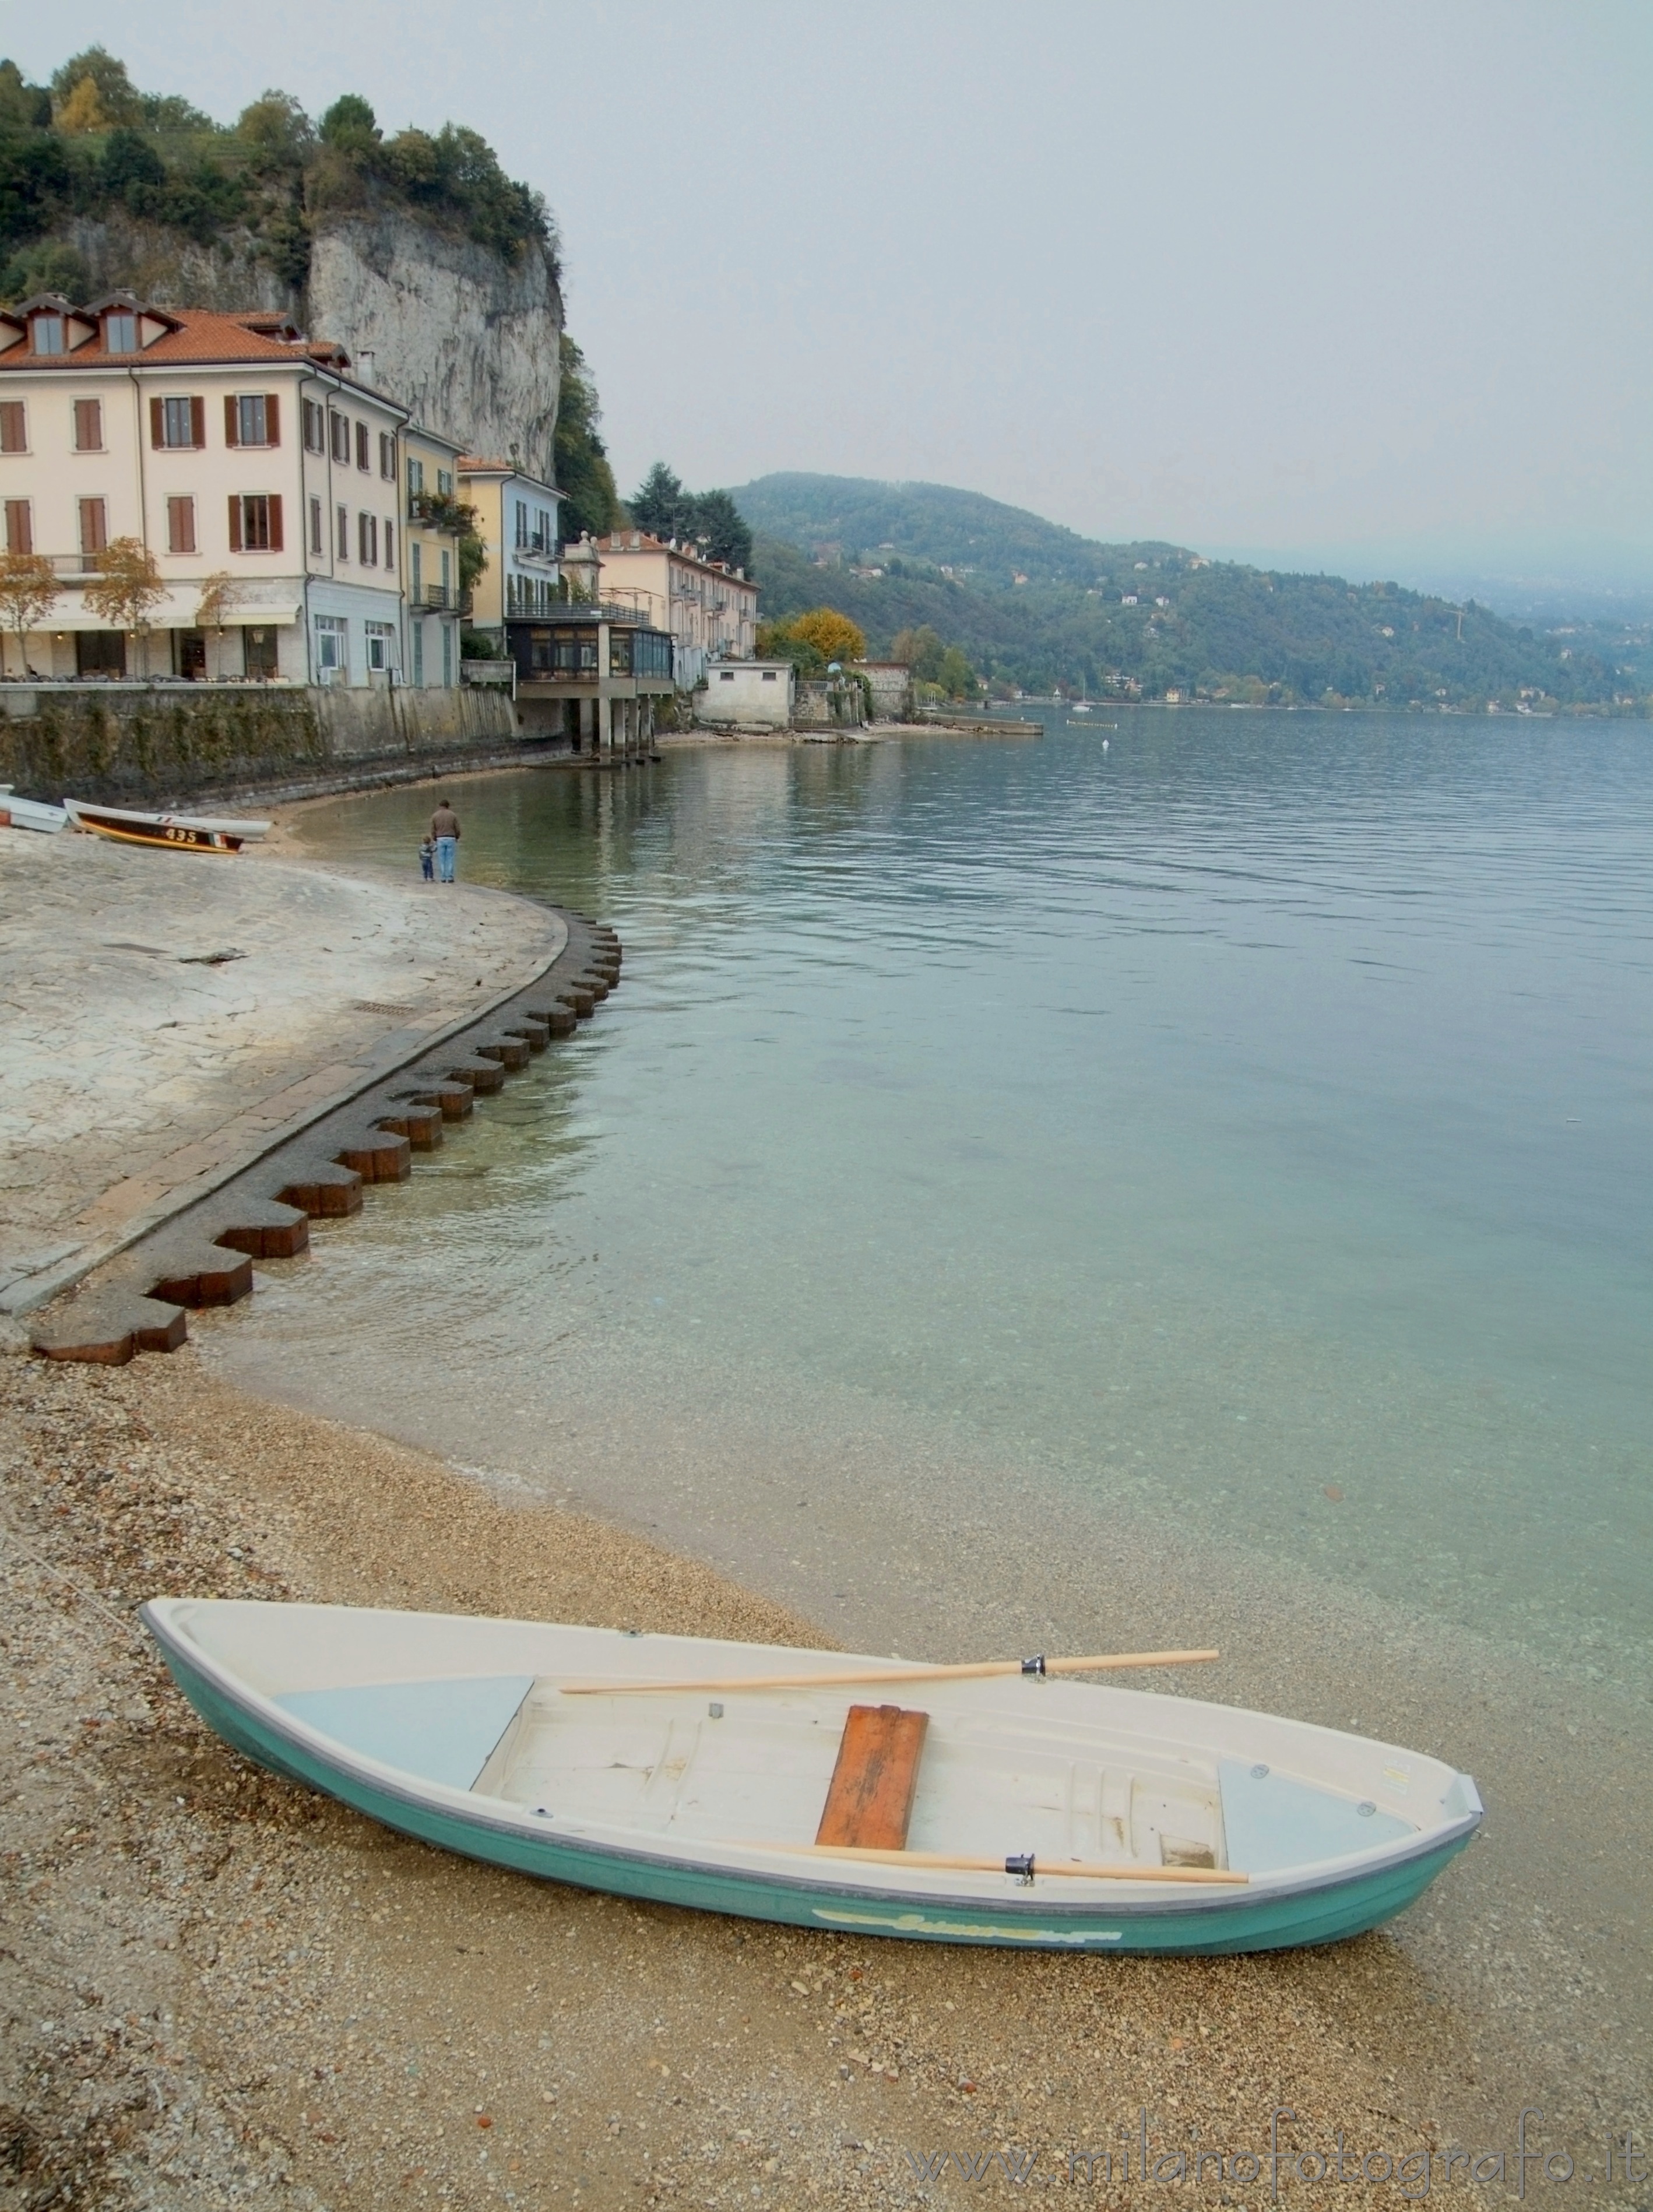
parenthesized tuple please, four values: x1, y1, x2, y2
(105, 312, 138, 353)
(31, 315, 64, 356)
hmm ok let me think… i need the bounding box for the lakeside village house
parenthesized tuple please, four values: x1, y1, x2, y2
(0, 291, 764, 748)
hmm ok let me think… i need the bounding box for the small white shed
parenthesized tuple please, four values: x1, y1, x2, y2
(697, 660, 797, 730)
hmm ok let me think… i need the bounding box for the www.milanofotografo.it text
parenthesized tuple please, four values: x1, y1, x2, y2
(903, 2111, 1647, 2195)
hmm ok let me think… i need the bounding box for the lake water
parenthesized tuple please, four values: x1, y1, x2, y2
(211, 708, 1652, 2101)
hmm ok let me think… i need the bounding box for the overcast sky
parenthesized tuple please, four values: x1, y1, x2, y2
(10, 1, 1652, 588)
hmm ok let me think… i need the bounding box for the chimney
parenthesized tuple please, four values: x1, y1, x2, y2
(354, 348, 377, 386)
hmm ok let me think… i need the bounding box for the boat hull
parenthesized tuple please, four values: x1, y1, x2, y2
(156, 1635, 1473, 1955)
(64, 800, 270, 853)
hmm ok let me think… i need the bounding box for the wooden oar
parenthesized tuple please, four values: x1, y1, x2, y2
(738, 1843, 1248, 1886)
(561, 1647, 1218, 1697)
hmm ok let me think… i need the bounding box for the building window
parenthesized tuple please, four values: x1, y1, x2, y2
(437, 468, 453, 496)
(244, 626, 279, 680)
(410, 543, 422, 599)
(330, 413, 350, 464)
(78, 497, 107, 564)
(73, 399, 103, 452)
(104, 311, 138, 353)
(358, 512, 377, 565)
(153, 395, 204, 449)
(303, 399, 325, 453)
(365, 620, 396, 673)
(309, 495, 323, 555)
(30, 315, 64, 355)
(229, 494, 282, 552)
(719, 670, 734, 683)
(0, 401, 24, 453)
(3, 499, 31, 554)
(761, 670, 778, 681)
(336, 504, 350, 560)
(514, 499, 527, 548)
(355, 421, 370, 472)
(439, 548, 451, 600)
(228, 393, 277, 447)
(384, 521, 394, 569)
(166, 496, 195, 554)
(411, 620, 423, 687)
(313, 613, 347, 678)
(441, 623, 453, 687)
(379, 431, 395, 479)
(407, 457, 425, 500)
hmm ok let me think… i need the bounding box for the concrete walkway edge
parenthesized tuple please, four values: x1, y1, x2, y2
(2, 894, 569, 1317)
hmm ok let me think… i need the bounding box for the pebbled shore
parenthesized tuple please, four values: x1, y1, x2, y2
(4, 1339, 1609, 2212)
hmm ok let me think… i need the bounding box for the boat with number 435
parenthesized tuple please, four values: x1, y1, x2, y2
(65, 799, 271, 852)
(142, 1601, 1482, 1952)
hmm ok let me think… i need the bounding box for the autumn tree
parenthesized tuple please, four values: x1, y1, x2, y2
(85, 538, 166, 676)
(789, 608, 865, 666)
(0, 551, 61, 677)
(195, 569, 244, 679)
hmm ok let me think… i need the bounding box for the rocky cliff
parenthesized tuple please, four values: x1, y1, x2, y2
(307, 213, 562, 481)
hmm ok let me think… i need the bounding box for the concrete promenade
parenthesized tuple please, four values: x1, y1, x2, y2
(0, 827, 565, 1311)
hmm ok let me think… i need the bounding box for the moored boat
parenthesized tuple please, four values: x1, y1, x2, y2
(0, 786, 68, 834)
(64, 799, 272, 853)
(142, 1601, 1482, 1953)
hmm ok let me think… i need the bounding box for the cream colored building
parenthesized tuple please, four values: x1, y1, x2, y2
(400, 421, 467, 690)
(590, 530, 759, 681)
(0, 290, 406, 684)
(456, 458, 562, 641)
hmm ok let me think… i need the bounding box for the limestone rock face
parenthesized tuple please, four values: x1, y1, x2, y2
(62, 214, 298, 315)
(307, 214, 562, 482)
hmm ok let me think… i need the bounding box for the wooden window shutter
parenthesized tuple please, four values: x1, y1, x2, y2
(265, 393, 280, 446)
(150, 396, 164, 448)
(191, 396, 205, 448)
(228, 496, 242, 552)
(268, 494, 283, 553)
(224, 396, 240, 447)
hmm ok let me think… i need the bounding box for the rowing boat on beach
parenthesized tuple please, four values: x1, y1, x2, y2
(64, 799, 271, 853)
(143, 1601, 1480, 1952)
(0, 786, 68, 833)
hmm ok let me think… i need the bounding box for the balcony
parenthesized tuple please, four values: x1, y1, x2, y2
(406, 492, 467, 533)
(511, 533, 560, 571)
(412, 584, 454, 611)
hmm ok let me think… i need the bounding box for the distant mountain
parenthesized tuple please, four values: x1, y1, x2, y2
(731, 474, 1651, 713)
(730, 473, 1184, 589)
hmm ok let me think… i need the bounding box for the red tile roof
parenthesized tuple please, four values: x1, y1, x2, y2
(0, 307, 349, 372)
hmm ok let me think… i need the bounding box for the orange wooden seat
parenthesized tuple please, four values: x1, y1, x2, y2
(815, 1704, 930, 1851)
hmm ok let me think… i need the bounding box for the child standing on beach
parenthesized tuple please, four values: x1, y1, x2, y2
(418, 836, 435, 881)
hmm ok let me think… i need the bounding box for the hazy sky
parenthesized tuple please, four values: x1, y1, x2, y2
(10, 2, 1652, 585)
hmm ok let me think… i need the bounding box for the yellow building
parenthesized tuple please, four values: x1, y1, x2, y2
(456, 458, 563, 639)
(400, 421, 467, 690)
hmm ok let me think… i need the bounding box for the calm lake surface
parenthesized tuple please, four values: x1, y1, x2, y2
(236, 708, 1651, 1703)
(208, 706, 1653, 2093)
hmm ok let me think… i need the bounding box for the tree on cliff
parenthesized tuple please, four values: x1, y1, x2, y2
(554, 336, 623, 541)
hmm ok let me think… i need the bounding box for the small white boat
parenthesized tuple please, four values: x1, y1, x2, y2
(64, 800, 272, 853)
(0, 786, 68, 834)
(143, 1601, 1482, 1953)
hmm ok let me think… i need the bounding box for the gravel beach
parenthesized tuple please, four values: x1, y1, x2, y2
(4, 1341, 1642, 2212)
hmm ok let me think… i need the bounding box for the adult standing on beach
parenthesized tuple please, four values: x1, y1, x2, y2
(430, 799, 460, 884)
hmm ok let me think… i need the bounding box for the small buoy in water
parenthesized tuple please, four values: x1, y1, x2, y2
(1103, 738, 1110, 751)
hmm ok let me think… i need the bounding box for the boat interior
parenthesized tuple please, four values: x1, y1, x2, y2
(275, 1672, 1418, 1875)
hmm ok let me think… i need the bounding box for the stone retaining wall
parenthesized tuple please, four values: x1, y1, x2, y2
(0, 684, 518, 807)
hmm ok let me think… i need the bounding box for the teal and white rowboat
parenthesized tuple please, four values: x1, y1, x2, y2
(141, 1600, 1481, 1953)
